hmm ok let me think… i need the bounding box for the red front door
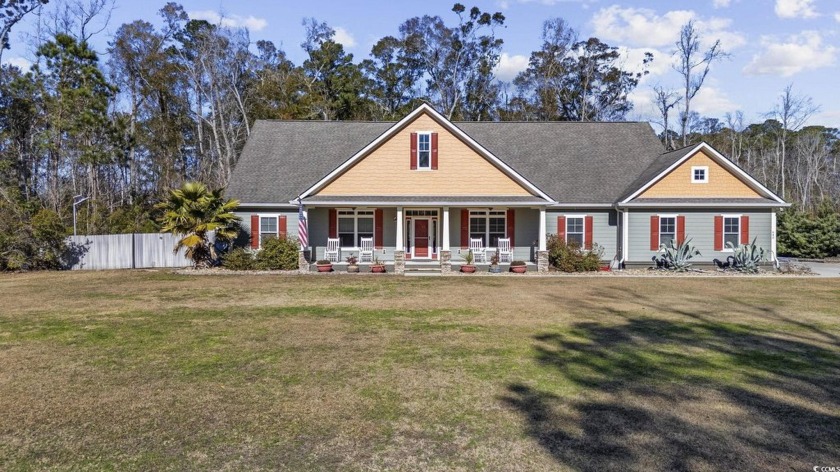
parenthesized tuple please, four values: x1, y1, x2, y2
(414, 219, 429, 258)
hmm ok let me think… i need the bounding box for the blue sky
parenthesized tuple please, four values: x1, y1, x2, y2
(5, 0, 839, 128)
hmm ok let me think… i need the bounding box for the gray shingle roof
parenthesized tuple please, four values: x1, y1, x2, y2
(302, 195, 548, 204)
(618, 145, 697, 201)
(227, 118, 666, 205)
(627, 197, 783, 206)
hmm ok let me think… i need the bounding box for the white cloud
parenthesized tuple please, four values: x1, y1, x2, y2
(808, 110, 840, 128)
(3, 56, 32, 72)
(497, 0, 597, 8)
(494, 52, 529, 81)
(775, 0, 818, 19)
(590, 6, 746, 51)
(691, 85, 739, 116)
(188, 10, 267, 32)
(333, 27, 356, 48)
(616, 46, 674, 78)
(743, 31, 837, 77)
(834, 11, 840, 22)
(712, 0, 731, 8)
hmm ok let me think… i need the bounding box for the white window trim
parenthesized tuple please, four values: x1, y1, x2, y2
(258, 214, 279, 249)
(469, 209, 508, 248)
(657, 214, 678, 251)
(721, 213, 742, 252)
(416, 131, 433, 171)
(691, 165, 709, 183)
(563, 214, 587, 247)
(336, 208, 375, 250)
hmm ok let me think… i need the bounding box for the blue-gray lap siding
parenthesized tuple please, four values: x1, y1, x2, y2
(234, 209, 299, 248)
(626, 209, 773, 263)
(546, 210, 620, 261)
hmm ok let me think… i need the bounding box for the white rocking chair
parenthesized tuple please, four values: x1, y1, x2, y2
(359, 237, 374, 263)
(469, 238, 486, 263)
(498, 237, 512, 263)
(325, 238, 340, 262)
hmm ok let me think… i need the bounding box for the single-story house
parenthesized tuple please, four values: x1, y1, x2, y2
(227, 103, 788, 273)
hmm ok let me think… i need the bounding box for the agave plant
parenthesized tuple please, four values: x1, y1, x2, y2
(727, 238, 766, 273)
(652, 238, 701, 272)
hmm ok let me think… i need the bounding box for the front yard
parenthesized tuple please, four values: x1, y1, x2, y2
(1, 272, 838, 470)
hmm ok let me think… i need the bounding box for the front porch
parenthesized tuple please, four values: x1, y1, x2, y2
(301, 201, 550, 274)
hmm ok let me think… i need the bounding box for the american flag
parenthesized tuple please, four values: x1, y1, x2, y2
(297, 201, 308, 249)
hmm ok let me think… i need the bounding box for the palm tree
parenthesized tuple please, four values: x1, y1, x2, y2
(156, 182, 240, 268)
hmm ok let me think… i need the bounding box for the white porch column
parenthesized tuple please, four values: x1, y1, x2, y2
(442, 207, 450, 251)
(621, 209, 630, 264)
(396, 207, 404, 251)
(538, 208, 547, 251)
(771, 210, 777, 262)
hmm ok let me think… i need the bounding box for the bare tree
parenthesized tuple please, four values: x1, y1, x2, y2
(724, 110, 744, 164)
(652, 85, 681, 150)
(767, 84, 819, 199)
(672, 21, 727, 147)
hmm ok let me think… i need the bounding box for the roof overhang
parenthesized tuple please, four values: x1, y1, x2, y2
(297, 196, 550, 207)
(617, 201, 790, 209)
(237, 203, 298, 209)
(549, 203, 614, 209)
(620, 142, 787, 205)
(297, 103, 556, 203)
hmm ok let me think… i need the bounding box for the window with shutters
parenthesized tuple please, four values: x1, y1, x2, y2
(337, 210, 374, 248)
(259, 216, 277, 245)
(417, 132, 431, 169)
(723, 216, 740, 249)
(566, 217, 585, 247)
(469, 210, 506, 247)
(659, 216, 676, 248)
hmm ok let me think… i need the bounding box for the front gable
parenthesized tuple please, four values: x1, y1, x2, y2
(308, 106, 545, 199)
(639, 149, 761, 199)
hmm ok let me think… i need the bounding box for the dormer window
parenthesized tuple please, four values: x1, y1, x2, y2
(692, 166, 708, 183)
(418, 132, 431, 169)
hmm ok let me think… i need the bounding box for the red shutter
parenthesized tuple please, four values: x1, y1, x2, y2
(506, 209, 515, 246)
(714, 215, 723, 251)
(557, 216, 566, 241)
(461, 209, 469, 248)
(650, 215, 660, 250)
(278, 215, 287, 240)
(328, 209, 337, 239)
(374, 209, 384, 249)
(410, 132, 418, 170)
(431, 132, 439, 170)
(584, 216, 594, 250)
(250, 214, 260, 249)
(740, 215, 750, 244)
(676, 215, 686, 244)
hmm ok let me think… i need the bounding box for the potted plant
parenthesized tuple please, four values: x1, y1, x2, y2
(346, 255, 359, 273)
(315, 259, 333, 272)
(510, 260, 527, 273)
(370, 256, 386, 273)
(489, 248, 502, 273)
(460, 250, 476, 273)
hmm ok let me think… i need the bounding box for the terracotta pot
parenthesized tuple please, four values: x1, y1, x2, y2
(510, 266, 527, 273)
(460, 264, 476, 273)
(316, 264, 333, 272)
(371, 265, 386, 273)
(599, 265, 611, 272)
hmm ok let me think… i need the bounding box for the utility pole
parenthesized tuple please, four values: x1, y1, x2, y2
(72, 195, 89, 236)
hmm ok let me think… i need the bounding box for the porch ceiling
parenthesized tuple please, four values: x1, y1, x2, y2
(299, 195, 550, 206)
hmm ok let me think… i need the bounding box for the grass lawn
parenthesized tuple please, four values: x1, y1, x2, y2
(1, 271, 839, 471)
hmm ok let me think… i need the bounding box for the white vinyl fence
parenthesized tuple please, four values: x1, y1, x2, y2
(66, 233, 192, 270)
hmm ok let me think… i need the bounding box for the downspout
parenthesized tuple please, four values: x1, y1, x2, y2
(619, 206, 629, 268)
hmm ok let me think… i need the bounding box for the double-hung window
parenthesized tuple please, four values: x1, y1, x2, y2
(469, 210, 506, 246)
(723, 216, 740, 249)
(417, 133, 431, 169)
(337, 210, 374, 247)
(566, 217, 584, 247)
(659, 216, 676, 248)
(260, 216, 277, 245)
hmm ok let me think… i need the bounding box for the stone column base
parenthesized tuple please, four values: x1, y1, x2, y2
(537, 250, 549, 273)
(394, 250, 406, 275)
(298, 250, 310, 274)
(440, 250, 452, 274)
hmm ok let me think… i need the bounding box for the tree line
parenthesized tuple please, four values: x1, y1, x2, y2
(0, 1, 837, 269)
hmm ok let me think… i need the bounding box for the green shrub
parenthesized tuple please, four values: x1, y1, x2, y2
(546, 234, 603, 272)
(0, 193, 68, 271)
(777, 207, 840, 258)
(255, 237, 300, 270)
(221, 247, 256, 270)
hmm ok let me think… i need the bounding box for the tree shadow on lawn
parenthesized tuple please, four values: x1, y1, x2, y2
(502, 288, 840, 471)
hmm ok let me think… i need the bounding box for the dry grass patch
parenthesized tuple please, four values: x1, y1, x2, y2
(1, 271, 839, 470)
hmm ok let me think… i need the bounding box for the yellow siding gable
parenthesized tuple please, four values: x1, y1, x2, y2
(639, 150, 761, 198)
(315, 113, 534, 197)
